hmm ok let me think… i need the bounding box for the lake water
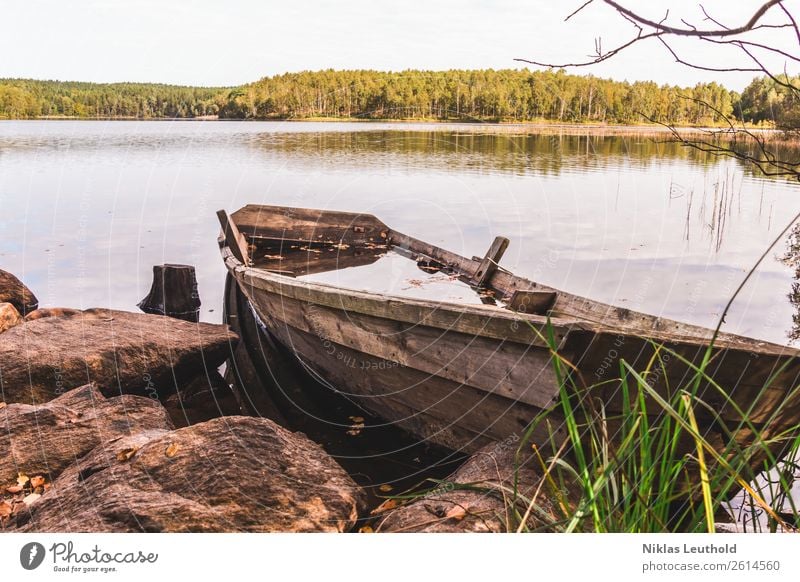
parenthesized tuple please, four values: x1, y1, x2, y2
(2, 120, 800, 344)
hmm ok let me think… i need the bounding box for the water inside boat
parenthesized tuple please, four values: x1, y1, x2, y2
(251, 243, 494, 306)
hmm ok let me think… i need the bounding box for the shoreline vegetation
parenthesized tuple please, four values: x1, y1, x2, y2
(0, 69, 794, 129)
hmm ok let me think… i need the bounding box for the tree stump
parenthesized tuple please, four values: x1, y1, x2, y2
(138, 264, 201, 322)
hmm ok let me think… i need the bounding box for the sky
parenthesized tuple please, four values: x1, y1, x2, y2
(1, 0, 796, 90)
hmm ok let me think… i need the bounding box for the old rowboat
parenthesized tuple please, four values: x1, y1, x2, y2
(218, 204, 800, 469)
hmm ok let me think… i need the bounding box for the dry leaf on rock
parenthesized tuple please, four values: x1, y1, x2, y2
(5, 485, 22, 494)
(30, 475, 45, 489)
(116, 447, 138, 462)
(0, 402, 6, 410)
(165, 443, 179, 458)
(444, 505, 467, 521)
(378, 484, 393, 493)
(370, 499, 398, 515)
(358, 525, 374, 533)
(16, 474, 29, 488)
(0, 500, 12, 518)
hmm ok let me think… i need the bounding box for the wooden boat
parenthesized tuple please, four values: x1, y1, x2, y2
(218, 204, 800, 476)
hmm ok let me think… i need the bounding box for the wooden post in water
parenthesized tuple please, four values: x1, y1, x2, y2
(138, 264, 201, 322)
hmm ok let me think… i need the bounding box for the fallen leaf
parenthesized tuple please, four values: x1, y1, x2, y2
(358, 525, 374, 533)
(22, 492, 41, 506)
(348, 416, 365, 423)
(165, 443, 179, 458)
(5, 485, 22, 494)
(0, 402, 6, 410)
(0, 501, 11, 518)
(16, 474, 29, 488)
(378, 484, 393, 493)
(370, 499, 398, 515)
(116, 447, 138, 462)
(346, 420, 365, 436)
(444, 505, 467, 521)
(30, 475, 45, 489)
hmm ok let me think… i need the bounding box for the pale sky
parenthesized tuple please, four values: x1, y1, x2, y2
(1, 0, 796, 90)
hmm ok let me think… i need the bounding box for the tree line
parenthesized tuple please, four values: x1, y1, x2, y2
(0, 71, 794, 126)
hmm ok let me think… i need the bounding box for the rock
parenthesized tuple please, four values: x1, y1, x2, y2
(0, 384, 174, 486)
(162, 370, 242, 428)
(12, 416, 366, 532)
(24, 307, 82, 321)
(376, 437, 577, 532)
(0, 308, 238, 405)
(0, 302, 23, 333)
(0, 269, 38, 315)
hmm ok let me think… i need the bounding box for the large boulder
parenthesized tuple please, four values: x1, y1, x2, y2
(376, 437, 577, 532)
(0, 302, 23, 333)
(12, 416, 366, 532)
(0, 269, 38, 315)
(0, 384, 174, 486)
(0, 308, 238, 404)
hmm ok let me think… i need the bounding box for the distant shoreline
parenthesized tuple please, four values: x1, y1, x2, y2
(1, 117, 778, 137)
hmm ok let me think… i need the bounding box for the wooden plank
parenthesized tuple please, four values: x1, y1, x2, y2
(507, 290, 557, 314)
(242, 266, 577, 349)
(217, 209, 251, 266)
(261, 318, 559, 452)
(249, 289, 563, 409)
(232, 204, 390, 246)
(472, 236, 509, 288)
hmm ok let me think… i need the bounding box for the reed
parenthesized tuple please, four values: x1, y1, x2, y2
(506, 325, 798, 531)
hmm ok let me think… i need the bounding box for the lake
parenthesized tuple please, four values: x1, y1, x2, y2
(1, 120, 799, 345)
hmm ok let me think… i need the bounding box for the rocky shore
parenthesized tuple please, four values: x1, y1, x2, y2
(0, 268, 365, 532)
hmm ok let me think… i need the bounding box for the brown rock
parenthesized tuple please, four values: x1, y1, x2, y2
(0, 269, 38, 315)
(0, 384, 173, 485)
(376, 437, 578, 532)
(0, 308, 238, 404)
(24, 307, 82, 321)
(13, 416, 366, 532)
(0, 302, 23, 333)
(162, 370, 242, 428)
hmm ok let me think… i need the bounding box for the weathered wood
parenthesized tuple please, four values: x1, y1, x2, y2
(472, 236, 509, 288)
(11, 417, 367, 533)
(232, 204, 389, 246)
(262, 321, 548, 452)
(217, 209, 251, 266)
(0, 269, 38, 315)
(0, 308, 238, 405)
(251, 289, 562, 409)
(137, 264, 201, 322)
(507, 290, 558, 314)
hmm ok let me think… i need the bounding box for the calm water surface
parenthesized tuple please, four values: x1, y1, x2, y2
(1, 120, 799, 344)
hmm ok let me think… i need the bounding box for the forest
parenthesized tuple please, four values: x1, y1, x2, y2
(0, 70, 795, 127)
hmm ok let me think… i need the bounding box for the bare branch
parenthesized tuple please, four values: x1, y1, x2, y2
(602, 0, 784, 37)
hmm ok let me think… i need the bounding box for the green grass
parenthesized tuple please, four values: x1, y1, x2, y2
(495, 322, 800, 533)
